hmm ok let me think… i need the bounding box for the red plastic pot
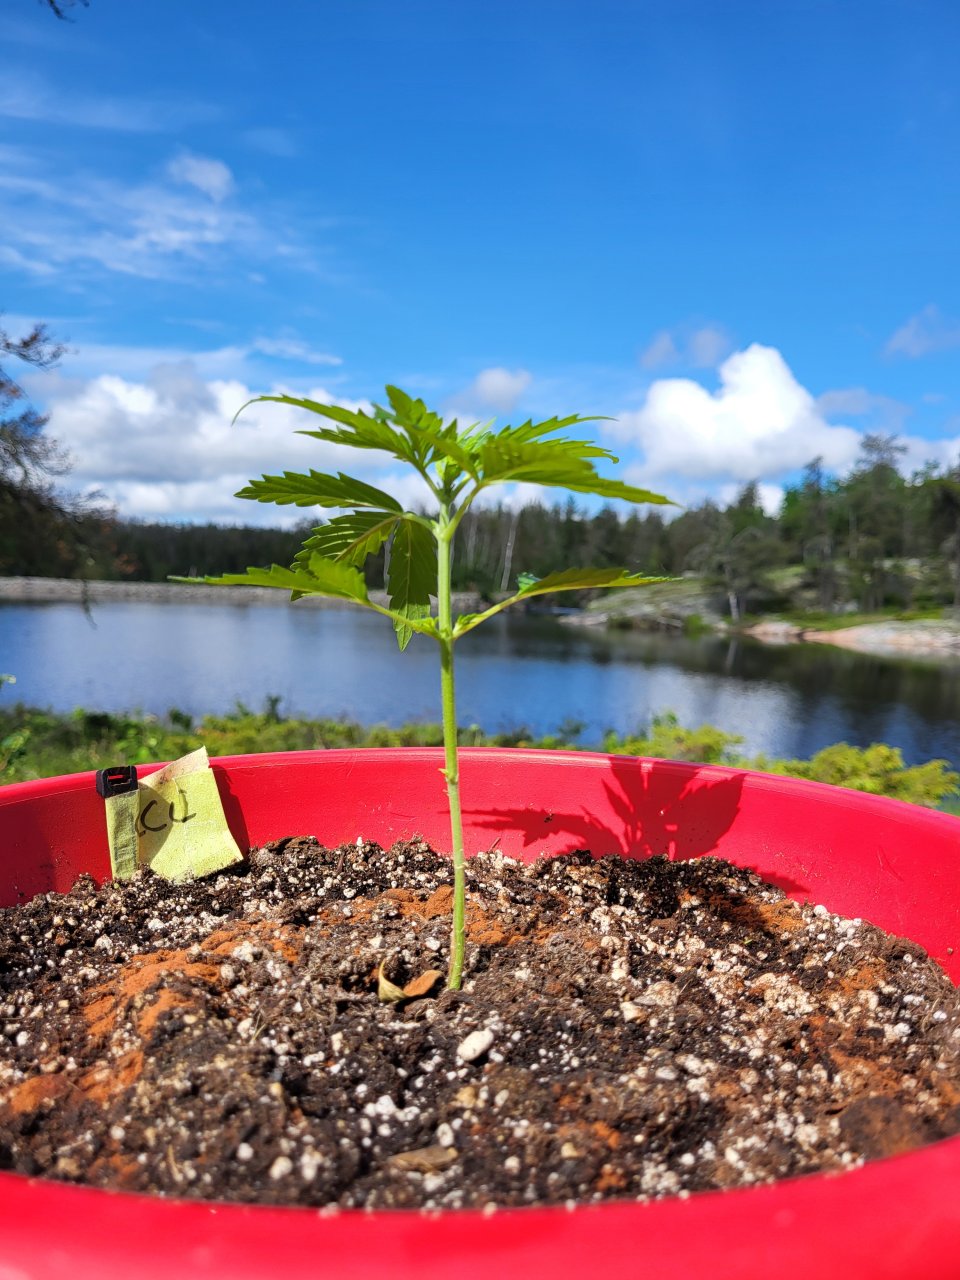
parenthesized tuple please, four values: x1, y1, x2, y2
(1, 748, 959, 1280)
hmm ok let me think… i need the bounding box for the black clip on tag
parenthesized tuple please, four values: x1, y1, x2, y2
(96, 765, 138, 798)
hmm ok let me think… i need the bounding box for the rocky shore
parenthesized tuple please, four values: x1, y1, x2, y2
(745, 618, 960, 661)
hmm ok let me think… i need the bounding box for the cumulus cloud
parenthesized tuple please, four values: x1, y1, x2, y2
(640, 324, 732, 371)
(886, 305, 960, 359)
(167, 152, 235, 202)
(44, 366, 426, 525)
(462, 367, 532, 414)
(613, 343, 862, 486)
(816, 387, 911, 431)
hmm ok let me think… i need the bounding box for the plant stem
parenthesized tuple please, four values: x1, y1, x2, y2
(437, 503, 466, 990)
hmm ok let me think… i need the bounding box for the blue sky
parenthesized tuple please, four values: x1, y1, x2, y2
(2, 0, 959, 524)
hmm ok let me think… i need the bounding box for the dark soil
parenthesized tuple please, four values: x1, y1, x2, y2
(0, 839, 958, 1210)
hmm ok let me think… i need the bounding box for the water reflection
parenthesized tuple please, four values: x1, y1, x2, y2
(2, 600, 960, 769)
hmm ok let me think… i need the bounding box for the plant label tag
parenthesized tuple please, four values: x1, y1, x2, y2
(136, 746, 244, 881)
(96, 765, 140, 881)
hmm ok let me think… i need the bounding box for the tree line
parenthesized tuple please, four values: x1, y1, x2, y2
(8, 435, 960, 618)
(5, 320, 960, 615)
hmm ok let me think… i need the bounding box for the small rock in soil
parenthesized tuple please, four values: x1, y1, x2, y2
(0, 838, 958, 1210)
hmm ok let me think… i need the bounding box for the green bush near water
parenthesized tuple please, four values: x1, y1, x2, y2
(2, 702, 957, 811)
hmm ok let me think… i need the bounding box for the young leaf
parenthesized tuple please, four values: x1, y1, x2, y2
(477, 437, 617, 486)
(547, 476, 674, 505)
(297, 419, 418, 465)
(236, 394, 414, 461)
(203, 383, 676, 997)
(388, 519, 437, 650)
(513, 567, 670, 598)
(305, 511, 400, 565)
(237, 470, 403, 511)
(382, 385, 445, 437)
(452, 567, 672, 636)
(495, 413, 605, 445)
(174, 557, 371, 605)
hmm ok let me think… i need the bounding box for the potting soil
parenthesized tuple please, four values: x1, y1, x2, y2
(0, 839, 958, 1209)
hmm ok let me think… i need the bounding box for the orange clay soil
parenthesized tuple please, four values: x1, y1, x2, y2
(0, 836, 958, 1209)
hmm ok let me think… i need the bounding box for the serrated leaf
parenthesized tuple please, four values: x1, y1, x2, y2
(297, 418, 417, 464)
(452, 611, 482, 632)
(549, 476, 674, 505)
(236, 393, 421, 467)
(421, 432, 477, 478)
(236, 393, 414, 459)
(495, 413, 606, 445)
(476, 438, 619, 489)
(384, 385, 446, 433)
(237, 470, 403, 511)
(174, 557, 371, 605)
(388, 520, 437, 650)
(385, 385, 416, 420)
(514, 567, 670, 597)
(307, 511, 400, 565)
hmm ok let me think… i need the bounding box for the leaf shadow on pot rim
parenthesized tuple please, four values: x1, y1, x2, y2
(467, 756, 811, 897)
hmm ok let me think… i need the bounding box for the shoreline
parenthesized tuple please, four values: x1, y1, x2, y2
(5, 578, 960, 663)
(744, 618, 960, 662)
(0, 577, 481, 612)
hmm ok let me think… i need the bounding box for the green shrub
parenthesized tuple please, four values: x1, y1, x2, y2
(2, 703, 956, 811)
(765, 742, 960, 808)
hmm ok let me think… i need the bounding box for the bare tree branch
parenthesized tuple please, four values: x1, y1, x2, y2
(40, 0, 89, 19)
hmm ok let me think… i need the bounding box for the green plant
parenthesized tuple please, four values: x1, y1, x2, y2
(0, 675, 30, 776)
(179, 386, 671, 988)
(763, 741, 960, 808)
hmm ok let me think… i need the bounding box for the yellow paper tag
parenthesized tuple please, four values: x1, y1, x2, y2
(136, 747, 244, 881)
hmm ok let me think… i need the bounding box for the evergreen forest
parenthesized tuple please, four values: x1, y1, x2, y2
(6, 434, 960, 620)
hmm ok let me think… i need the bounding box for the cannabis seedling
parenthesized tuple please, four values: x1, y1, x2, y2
(188, 387, 671, 989)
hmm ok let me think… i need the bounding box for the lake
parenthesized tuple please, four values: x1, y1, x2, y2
(3, 600, 960, 768)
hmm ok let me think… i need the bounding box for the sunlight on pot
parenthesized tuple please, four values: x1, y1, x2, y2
(0, 747, 958, 1280)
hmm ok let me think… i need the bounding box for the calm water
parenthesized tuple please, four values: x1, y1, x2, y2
(3, 600, 960, 768)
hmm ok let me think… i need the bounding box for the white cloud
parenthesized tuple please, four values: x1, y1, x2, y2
(816, 387, 911, 431)
(44, 367, 419, 525)
(0, 144, 317, 285)
(0, 244, 56, 277)
(250, 337, 342, 366)
(167, 152, 235, 203)
(886, 305, 960, 358)
(640, 324, 732, 372)
(687, 326, 732, 369)
(0, 70, 215, 133)
(893, 429, 960, 478)
(716, 481, 784, 517)
(639, 331, 680, 370)
(42, 336, 343, 387)
(462, 367, 532, 414)
(614, 343, 862, 486)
